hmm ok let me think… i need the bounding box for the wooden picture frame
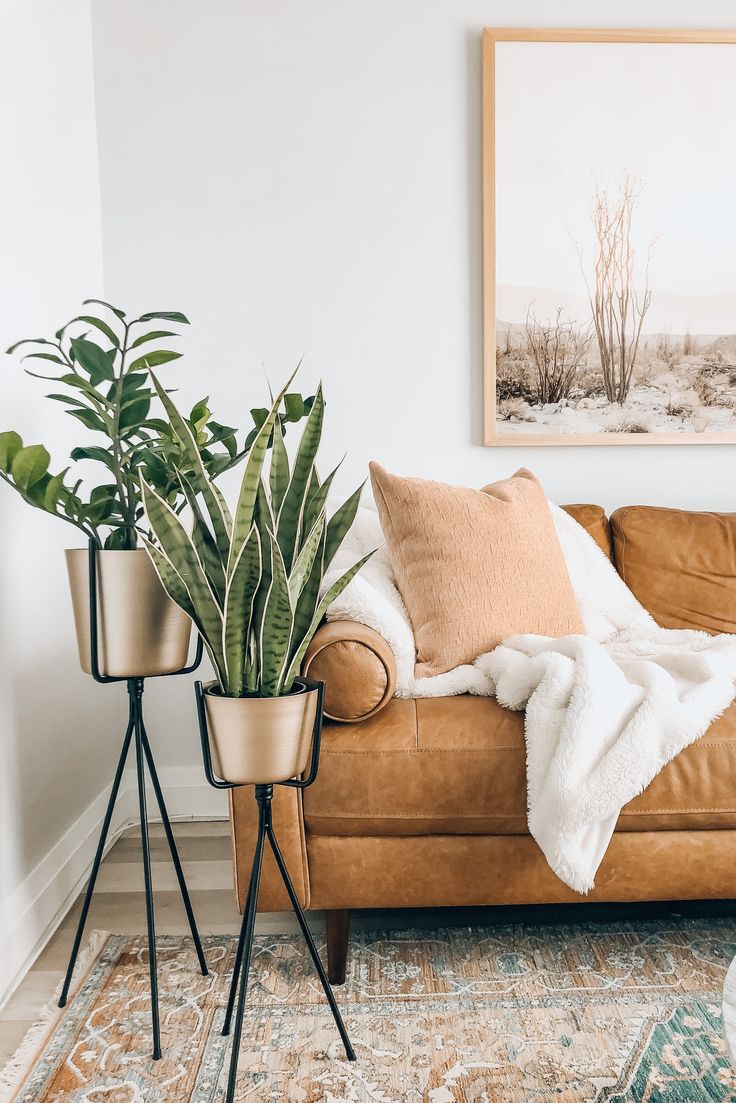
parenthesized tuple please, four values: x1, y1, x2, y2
(482, 28, 736, 446)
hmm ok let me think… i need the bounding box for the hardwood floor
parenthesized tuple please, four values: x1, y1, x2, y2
(0, 819, 309, 1067)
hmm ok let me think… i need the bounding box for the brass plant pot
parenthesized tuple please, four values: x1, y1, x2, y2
(203, 679, 318, 785)
(65, 548, 192, 678)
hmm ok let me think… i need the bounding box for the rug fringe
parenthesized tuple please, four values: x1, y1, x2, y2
(0, 930, 111, 1103)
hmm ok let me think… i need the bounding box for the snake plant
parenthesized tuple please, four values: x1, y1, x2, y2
(141, 372, 374, 697)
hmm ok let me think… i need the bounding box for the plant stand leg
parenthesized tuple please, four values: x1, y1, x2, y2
(222, 846, 258, 1036)
(325, 910, 351, 986)
(132, 680, 162, 1060)
(264, 808, 355, 1061)
(58, 715, 135, 1008)
(140, 721, 208, 977)
(225, 791, 266, 1103)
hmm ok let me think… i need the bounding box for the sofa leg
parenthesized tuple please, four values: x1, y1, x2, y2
(325, 909, 351, 985)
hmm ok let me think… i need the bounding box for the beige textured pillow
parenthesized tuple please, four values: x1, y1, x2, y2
(369, 463, 583, 677)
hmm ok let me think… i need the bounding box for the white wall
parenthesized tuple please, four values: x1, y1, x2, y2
(0, 0, 122, 999)
(90, 0, 736, 509)
(88, 0, 736, 767)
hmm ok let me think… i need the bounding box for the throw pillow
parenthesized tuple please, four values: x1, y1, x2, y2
(369, 463, 583, 677)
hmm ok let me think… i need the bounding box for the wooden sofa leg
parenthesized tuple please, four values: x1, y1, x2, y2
(325, 909, 351, 985)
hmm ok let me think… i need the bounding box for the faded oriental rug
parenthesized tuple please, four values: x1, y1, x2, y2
(2, 918, 735, 1102)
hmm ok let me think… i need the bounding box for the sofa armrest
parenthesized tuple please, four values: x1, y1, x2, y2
(302, 620, 397, 723)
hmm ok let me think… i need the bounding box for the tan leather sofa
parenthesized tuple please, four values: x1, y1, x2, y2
(230, 504, 736, 983)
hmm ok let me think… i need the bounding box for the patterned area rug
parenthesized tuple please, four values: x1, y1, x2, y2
(3, 918, 736, 1102)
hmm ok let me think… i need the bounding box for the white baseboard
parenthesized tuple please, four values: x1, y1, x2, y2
(125, 765, 230, 822)
(0, 768, 227, 1009)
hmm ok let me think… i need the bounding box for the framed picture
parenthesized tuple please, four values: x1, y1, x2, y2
(482, 28, 736, 446)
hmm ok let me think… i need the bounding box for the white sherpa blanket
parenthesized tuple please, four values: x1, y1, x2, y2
(322, 499, 736, 893)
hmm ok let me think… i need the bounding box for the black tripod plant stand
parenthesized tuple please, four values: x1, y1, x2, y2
(58, 541, 209, 1060)
(195, 678, 356, 1103)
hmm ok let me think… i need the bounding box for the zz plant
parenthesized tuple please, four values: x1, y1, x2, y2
(141, 373, 373, 697)
(0, 300, 313, 549)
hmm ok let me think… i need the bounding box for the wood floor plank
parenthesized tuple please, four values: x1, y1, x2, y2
(59, 889, 241, 934)
(106, 835, 231, 863)
(0, 1020, 35, 1066)
(95, 859, 233, 893)
(31, 930, 76, 972)
(1, 972, 63, 1022)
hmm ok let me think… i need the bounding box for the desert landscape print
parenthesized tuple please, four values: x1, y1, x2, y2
(486, 34, 736, 443)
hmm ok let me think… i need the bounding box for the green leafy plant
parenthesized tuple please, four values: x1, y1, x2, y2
(0, 300, 313, 549)
(141, 373, 373, 697)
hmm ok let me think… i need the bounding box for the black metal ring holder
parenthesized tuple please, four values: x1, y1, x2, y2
(58, 539, 208, 1060)
(195, 678, 356, 1102)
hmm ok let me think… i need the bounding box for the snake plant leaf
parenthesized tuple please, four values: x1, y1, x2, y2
(210, 481, 233, 528)
(288, 510, 326, 607)
(223, 524, 262, 696)
(142, 537, 197, 622)
(149, 372, 231, 558)
(283, 548, 375, 691)
(269, 419, 289, 516)
(228, 370, 297, 576)
(259, 536, 294, 696)
(140, 478, 225, 676)
(301, 460, 342, 539)
(177, 470, 226, 605)
(324, 481, 365, 569)
(244, 638, 258, 693)
(276, 383, 324, 570)
(288, 526, 326, 674)
(0, 431, 22, 473)
(255, 477, 275, 533)
(250, 520, 274, 670)
(143, 536, 225, 680)
(305, 464, 320, 504)
(11, 445, 50, 491)
(298, 464, 321, 543)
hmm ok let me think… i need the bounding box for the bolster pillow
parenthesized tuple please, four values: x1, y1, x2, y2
(301, 620, 397, 723)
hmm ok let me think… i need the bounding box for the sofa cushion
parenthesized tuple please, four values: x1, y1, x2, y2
(303, 695, 736, 836)
(562, 503, 612, 560)
(611, 505, 736, 633)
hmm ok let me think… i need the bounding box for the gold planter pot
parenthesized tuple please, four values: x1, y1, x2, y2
(66, 548, 192, 678)
(203, 679, 318, 785)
